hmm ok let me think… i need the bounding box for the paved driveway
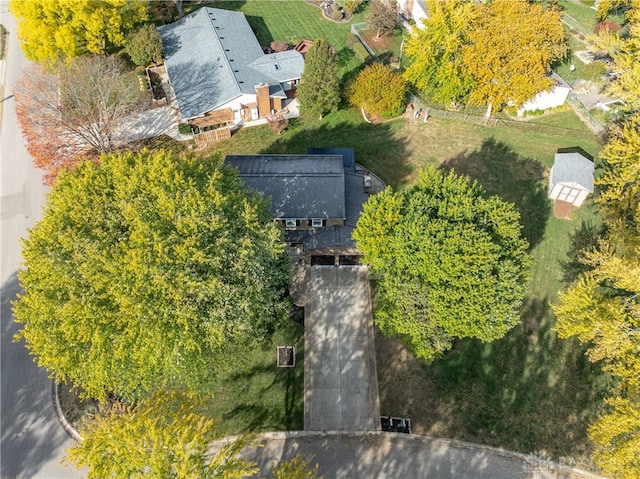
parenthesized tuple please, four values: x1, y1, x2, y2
(304, 266, 380, 431)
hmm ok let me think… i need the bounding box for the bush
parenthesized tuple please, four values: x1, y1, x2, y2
(595, 20, 621, 34)
(126, 24, 163, 66)
(331, 8, 343, 21)
(342, 0, 363, 15)
(178, 123, 192, 134)
(584, 60, 608, 81)
(348, 62, 407, 118)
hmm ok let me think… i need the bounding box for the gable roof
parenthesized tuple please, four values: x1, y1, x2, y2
(225, 155, 346, 220)
(158, 8, 303, 120)
(551, 152, 594, 192)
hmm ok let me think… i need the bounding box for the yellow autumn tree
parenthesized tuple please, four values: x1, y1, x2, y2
(66, 391, 258, 479)
(462, 0, 567, 117)
(9, 0, 148, 64)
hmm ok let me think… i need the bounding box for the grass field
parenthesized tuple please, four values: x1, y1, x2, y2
(197, 105, 607, 468)
(150, 1, 610, 469)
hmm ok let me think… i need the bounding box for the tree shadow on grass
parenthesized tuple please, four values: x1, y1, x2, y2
(439, 137, 551, 249)
(560, 220, 604, 285)
(260, 118, 413, 188)
(377, 296, 612, 464)
(219, 352, 304, 433)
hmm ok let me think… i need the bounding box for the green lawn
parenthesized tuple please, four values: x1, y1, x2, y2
(199, 106, 607, 468)
(204, 315, 305, 437)
(152, 1, 610, 468)
(185, 0, 368, 77)
(559, 0, 598, 33)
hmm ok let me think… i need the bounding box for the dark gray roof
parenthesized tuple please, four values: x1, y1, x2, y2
(225, 155, 346, 219)
(551, 152, 594, 192)
(158, 8, 303, 120)
(307, 147, 355, 172)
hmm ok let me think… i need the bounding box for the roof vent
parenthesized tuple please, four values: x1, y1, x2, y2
(274, 63, 280, 70)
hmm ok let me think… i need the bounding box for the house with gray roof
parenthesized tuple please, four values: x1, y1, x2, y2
(548, 150, 594, 207)
(158, 7, 304, 129)
(225, 150, 382, 252)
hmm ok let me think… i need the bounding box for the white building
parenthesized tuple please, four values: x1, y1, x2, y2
(548, 151, 594, 207)
(518, 71, 572, 116)
(397, 0, 428, 25)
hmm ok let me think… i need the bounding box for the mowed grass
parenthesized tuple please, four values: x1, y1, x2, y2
(168, 1, 609, 466)
(201, 106, 608, 468)
(559, 0, 598, 32)
(204, 317, 305, 437)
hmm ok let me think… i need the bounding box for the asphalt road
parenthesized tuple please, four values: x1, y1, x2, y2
(0, 4, 84, 477)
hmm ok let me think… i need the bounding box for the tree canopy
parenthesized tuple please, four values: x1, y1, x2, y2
(553, 6, 640, 468)
(9, 0, 148, 63)
(463, 0, 567, 117)
(296, 39, 340, 119)
(403, 0, 476, 107)
(14, 149, 288, 401)
(353, 168, 530, 360)
(126, 23, 163, 66)
(66, 391, 258, 479)
(403, 0, 566, 115)
(14, 55, 146, 184)
(367, 0, 398, 39)
(347, 62, 407, 119)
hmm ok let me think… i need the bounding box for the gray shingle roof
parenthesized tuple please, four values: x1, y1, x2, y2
(225, 155, 346, 220)
(158, 8, 303, 120)
(551, 152, 594, 192)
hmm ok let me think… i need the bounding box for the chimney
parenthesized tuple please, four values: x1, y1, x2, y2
(255, 83, 270, 119)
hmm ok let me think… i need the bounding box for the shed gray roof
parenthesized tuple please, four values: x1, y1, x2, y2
(158, 8, 303, 120)
(225, 155, 346, 219)
(551, 152, 594, 192)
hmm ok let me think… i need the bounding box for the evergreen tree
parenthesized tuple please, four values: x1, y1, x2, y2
(296, 39, 340, 120)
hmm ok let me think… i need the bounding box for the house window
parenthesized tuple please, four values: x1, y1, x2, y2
(285, 219, 297, 228)
(311, 218, 324, 227)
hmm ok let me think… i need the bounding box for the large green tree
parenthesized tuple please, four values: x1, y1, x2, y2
(14, 149, 288, 401)
(9, 0, 148, 64)
(126, 23, 163, 66)
(66, 390, 258, 479)
(353, 168, 530, 360)
(347, 62, 407, 119)
(296, 39, 340, 120)
(403, 0, 476, 107)
(462, 0, 567, 117)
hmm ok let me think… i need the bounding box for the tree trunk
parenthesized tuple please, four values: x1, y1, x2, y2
(485, 102, 492, 119)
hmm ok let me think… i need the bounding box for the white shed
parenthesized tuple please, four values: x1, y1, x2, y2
(518, 71, 572, 116)
(548, 151, 594, 207)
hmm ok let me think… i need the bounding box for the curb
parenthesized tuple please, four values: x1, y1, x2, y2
(211, 430, 607, 479)
(51, 380, 83, 443)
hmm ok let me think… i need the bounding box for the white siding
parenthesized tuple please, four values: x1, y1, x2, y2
(574, 190, 589, 207)
(518, 86, 571, 115)
(549, 182, 564, 201)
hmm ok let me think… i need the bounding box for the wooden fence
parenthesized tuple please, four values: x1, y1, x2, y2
(193, 128, 231, 148)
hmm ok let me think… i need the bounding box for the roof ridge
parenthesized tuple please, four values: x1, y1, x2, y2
(202, 7, 241, 97)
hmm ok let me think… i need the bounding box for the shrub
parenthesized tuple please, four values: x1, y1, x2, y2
(331, 8, 343, 21)
(595, 20, 621, 34)
(342, 0, 364, 15)
(347, 62, 407, 118)
(178, 123, 192, 134)
(267, 115, 289, 135)
(126, 24, 163, 66)
(584, 60, 609, 81)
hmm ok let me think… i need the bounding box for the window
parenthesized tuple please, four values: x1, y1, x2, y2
(311, 218, 323, 227)
(285, 219, 297, 228)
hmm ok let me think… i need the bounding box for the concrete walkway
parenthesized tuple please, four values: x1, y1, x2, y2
(304, 266, 380, 432)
